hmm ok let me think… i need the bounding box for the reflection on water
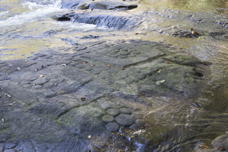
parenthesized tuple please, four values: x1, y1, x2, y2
(0, 38, 70, 60)
(0, 0, 37, 20)
(0, 0, 99, 60)
(0, 0, 227, 60)
(141, 0, 228, 13)
(205, 86, 228, 113)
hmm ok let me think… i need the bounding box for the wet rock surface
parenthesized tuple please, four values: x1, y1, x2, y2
(115, 114, 134, 126)
(54, 12, 141, 29)
(105, 122, 119, 132)
(61, 0, 138, 10)
(1, 0, 228, 151)
(55, 0, 141, 30)
(0, 39, 210, 151)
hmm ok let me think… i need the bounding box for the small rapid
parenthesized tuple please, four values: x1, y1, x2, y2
(0, 0, 63, 27)
(0, 0, 100, 60)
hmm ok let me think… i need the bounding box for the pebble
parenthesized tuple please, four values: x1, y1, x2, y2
(120, 108, 132, 114)
(80, 97, 86, 101)
(102, 115, 114, 122)
(107, 108, 120, 116)
(115, 114, 134, 126)
(105, 122, 119, 132)
(5, 94, 11, 98)
(39, 74, 45, 78)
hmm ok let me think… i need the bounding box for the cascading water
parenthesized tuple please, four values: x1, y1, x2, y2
(0, 0, 98, 60)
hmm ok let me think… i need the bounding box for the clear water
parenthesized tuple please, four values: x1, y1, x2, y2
(0, 0, 228, 151)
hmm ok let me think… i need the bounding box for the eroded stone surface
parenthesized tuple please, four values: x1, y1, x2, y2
(0, 39, 210, 152)
(0, 0, 222, 149)
(115, 114, 135, 126)
(105, 122, 119, 132)
(106, 108, 120, 116)
(120, 107, 132, 114)
(102, 115, 114, 122)
(55, 12, 141, 29)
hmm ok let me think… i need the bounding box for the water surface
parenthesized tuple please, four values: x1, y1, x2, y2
(0, 0, 228, 151)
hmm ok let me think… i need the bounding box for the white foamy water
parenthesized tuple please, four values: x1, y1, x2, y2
(23, 0, 62, 10)
(0, 0, 63, 27)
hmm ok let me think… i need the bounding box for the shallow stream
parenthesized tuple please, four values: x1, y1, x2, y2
(0, 0, 228, 151)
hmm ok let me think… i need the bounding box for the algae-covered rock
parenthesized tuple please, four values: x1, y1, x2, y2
(138, 63, 204, 97)
(115, 114, 135, 126)
(57, 103, 105, 135)
(105, 122, 119, 132)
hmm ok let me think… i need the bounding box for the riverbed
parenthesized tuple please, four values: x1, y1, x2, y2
(0, 0, 228, 152)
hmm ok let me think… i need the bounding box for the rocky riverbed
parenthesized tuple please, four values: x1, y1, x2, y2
(0, 0, 228, 152)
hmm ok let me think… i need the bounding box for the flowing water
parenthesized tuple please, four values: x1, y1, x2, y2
(0, 0, 100, 60)
(0, 0, 228, 151)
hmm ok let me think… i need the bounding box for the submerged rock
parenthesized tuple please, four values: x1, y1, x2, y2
(78, 1, 137, 10)
(61, 0, 82, 9)
(54, 12, 141, 29)
(172, 29, 201, 38)
(211, 133, 228, 151)
(194, 133, 228, 152)
(209, 31, 228, 40)
(105, 122, 119, 132)
(106, 108, 120, 116)
(0, 39, 210, 151)
(138, 62, 206, 97)
(115, 114, 135, 126)
(102, 115, 114, 122)
(81, 35, 100, 39)
(61, 0, 138, 10)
